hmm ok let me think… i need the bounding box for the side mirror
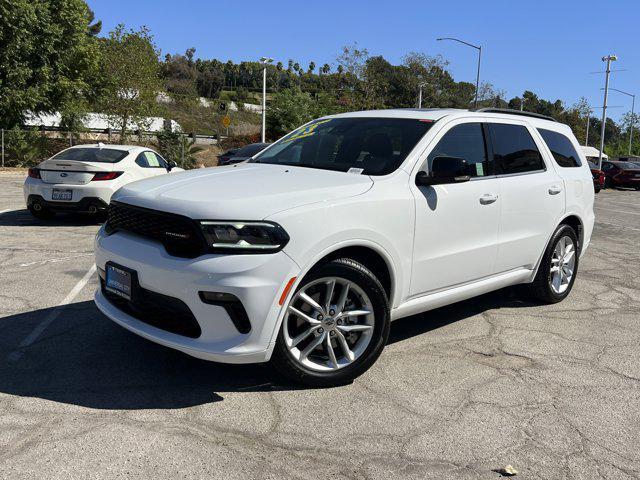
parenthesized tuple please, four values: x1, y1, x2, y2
(167, 160, 178, 171)
(416, 156, 471, 186)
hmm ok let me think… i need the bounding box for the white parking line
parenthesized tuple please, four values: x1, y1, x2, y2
(19, 253, 94, 267)
(7, 264, 96, 363)
(595, 206, 640, 216)
(598, 200, 640, 209)
(596, 221, 640, 233)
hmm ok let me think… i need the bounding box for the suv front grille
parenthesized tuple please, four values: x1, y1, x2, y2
(105, 201, 205, 258)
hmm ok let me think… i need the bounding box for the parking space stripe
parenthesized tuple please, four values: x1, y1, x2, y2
(596, 221, 640, 232)
(7, 264, 96, 363)
(595, 206, 640, 216)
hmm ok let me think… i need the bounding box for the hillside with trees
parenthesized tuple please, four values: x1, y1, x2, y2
(1, 0, 637, 167)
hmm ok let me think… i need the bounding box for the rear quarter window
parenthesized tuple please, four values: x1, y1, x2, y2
(489, 123, 545, 174)
(538, 129, 582, 168)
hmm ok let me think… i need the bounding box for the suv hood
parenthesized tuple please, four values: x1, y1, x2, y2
(112, 163, 373, 219)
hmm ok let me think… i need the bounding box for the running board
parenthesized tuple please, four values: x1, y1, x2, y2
(391, 268, 533, 321)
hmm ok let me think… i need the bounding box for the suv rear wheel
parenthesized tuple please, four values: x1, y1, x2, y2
(527, 224, 579, 303)
(271, 258, 390, 387)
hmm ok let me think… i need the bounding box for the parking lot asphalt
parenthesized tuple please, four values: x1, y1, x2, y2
(0, 172, 639, 479)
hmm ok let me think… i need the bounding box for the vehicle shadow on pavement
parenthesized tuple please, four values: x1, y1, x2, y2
(0, 209, 104, 227)
(389, 286, 534, 345)
(0, 290, 536, 409)
(0, 301, 277, 410)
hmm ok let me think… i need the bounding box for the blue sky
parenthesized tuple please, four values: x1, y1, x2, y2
(90, 0, 639, 120)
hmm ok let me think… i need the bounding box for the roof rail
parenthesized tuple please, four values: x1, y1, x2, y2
(473, 108, 557, 122)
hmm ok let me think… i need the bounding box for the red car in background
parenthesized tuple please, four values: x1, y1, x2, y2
(601, 161, 640, 190)
(587, 161, 606, 193)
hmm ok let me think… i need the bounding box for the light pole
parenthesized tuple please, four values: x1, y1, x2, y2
(598, 55, 617, 170)
(259, 56, 273, 143)
(604, 87, 635, 156)
(418, 82, 428, 108)
(585, 112, 591, 146)
(437, 37, 482, 108)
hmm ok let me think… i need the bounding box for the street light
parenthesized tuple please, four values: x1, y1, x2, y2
(603, 87, 635, 156)
(597, 55, 617, 170)
(584, 107, 592, 146)
(437, 37, 482, 108)
(259, 56, 273, 143)
(417, 82, 428, 108)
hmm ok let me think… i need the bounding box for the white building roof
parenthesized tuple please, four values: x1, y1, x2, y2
(581, 146, 608, 159)
(24, 112, 182, 133)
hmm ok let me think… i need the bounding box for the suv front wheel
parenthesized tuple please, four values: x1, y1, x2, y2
(271, 258, 390, 387)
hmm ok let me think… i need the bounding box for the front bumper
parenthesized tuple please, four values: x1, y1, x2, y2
(94, 227, 300, 363)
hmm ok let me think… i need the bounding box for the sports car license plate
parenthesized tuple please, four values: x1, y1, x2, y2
(52, 188, 73, 201)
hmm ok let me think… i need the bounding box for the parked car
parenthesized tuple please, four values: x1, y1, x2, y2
(94, 108, 594, 387)
(587, 161, 605, 193)
(217, 142, 270, 166)
(601, 160, 640, 189)
(24, 144, 182, 219)
(581, 146, 607, 193)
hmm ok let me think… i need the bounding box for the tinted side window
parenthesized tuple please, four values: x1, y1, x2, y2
(135, 153, 149, 168)
(538, 129, 581, 167)
(489, 123, 545, 174)
(427, 123, 489, 177)
(152, 152, 168, 168)
(136, 151, 165, 168)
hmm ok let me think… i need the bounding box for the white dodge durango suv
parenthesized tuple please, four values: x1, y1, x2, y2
(94, 108, 595, 387)
(24, 144, 181, 219)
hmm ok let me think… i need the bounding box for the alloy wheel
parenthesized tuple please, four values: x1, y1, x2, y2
(549, 235, 576, 294)
(282, 277, 375, 372)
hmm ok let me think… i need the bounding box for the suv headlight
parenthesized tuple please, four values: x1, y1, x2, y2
(199, 221, 289, 253)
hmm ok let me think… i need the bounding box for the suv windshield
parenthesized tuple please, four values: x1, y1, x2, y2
(252, 117, 434, 175)
(51, 147, 129, 163)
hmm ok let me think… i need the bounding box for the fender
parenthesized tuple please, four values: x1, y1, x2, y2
(265, 238, 399, 355)
(528, 213, 584, 283)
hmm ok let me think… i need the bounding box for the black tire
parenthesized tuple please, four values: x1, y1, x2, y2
(28, 205, 55, 220)
(527, 224, 579, 304)
(604, 177, 613, 189)
(271, 258, 390, 388)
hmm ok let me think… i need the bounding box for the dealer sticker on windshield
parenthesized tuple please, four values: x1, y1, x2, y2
(347, 167, 364, 174)
(281, 119, 333, 143)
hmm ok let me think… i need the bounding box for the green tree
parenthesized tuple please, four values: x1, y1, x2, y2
(4, 127, 46, 167)
(336, 42, 369, 78)
(87, 7, 102, 36)
(0, 0, 100, 129)
(156, 130, 204, 169)
(266, 88, 341, 138)
(97, 25, 162, 137)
